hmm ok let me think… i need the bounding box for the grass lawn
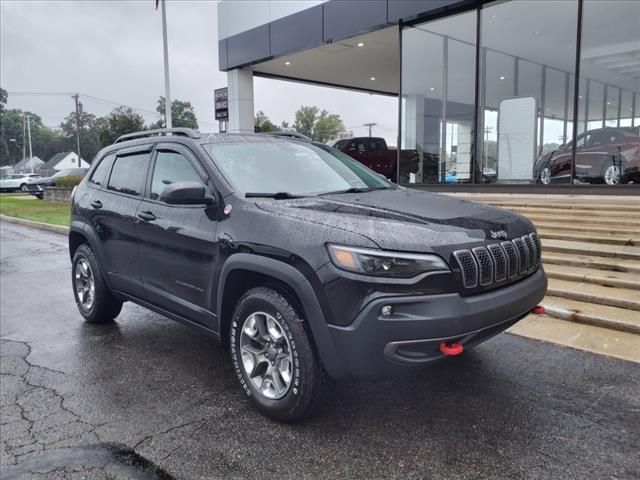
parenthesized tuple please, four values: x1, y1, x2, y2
(0, 196, 70, 227)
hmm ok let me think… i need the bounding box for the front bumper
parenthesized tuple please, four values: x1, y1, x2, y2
(326, 268, 547, 379)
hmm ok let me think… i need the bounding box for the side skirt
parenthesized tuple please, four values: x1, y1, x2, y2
(113, 290, 221, 341)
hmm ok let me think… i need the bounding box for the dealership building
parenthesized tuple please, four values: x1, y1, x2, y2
(217, 0, 639, 192)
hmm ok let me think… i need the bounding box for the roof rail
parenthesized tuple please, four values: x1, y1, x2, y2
(114, 128, 201, 144)
(264, 131, 312, 141)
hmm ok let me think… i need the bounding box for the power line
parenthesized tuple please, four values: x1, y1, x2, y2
(7, 90, 219, 127)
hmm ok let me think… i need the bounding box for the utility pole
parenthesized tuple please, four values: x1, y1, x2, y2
(160, 0, 172, 128)
(26, 116, 33, 174)
(364, 122, 377, 137)
(22, 114, 26, 166)
(72, 94, 82, 166)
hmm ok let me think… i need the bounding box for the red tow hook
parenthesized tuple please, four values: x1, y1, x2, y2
(531, 305, 545, 314)
(439, 342, 464, 356)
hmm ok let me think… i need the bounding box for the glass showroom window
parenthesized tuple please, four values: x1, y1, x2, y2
(479, 0, 578, 185)
(400, 10, 477, 184)
(576, 0, 640, 186)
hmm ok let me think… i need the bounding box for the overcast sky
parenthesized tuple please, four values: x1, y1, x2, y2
(1, 0, 397, 143)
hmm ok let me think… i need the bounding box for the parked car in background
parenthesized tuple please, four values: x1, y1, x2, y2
(533, 127, 640, 185)
(0, 173, 42, 192)
(37, 168, 88, 187)
(333, 137, 419, 182)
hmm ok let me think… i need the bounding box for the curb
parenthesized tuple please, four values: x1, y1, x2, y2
(0, 214, 69, 235)
(541, 303, 640, 335)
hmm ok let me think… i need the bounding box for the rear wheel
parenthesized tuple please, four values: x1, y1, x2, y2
(72, 244, 122, 323)
(20, 184, 27, 192)
(230, 287, 326, 422)
(602, 163, 623, 185)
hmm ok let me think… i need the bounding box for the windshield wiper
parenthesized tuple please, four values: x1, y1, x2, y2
(245, 192, 307, 199)
(318, 186, 390, 196)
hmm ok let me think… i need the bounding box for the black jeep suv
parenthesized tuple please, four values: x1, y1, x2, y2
(69, 128, 547, 422)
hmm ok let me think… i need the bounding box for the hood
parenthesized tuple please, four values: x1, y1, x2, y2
(254, 188, 534, 252)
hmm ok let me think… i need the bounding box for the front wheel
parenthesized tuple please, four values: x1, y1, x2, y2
(72, 244, 122, 323)
(230, 287, 327, 422)
(539, 167, 552, 185)
(20, 184, 27, 192)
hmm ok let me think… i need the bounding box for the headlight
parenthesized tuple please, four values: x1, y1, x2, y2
(327, 244, 449, 278)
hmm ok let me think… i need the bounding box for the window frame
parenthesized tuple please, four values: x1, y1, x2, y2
(142, 142, 212, 208)
(87, 153, 116, 189)
(104, 145, 153, 199)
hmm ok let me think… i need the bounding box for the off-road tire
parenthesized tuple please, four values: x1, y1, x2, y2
(230, 287, 327, 422)
(72, 244, 122, 323)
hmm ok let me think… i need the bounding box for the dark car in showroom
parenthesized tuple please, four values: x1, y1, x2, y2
(69, 128, 547, 422)
(533, 127, 640, 185)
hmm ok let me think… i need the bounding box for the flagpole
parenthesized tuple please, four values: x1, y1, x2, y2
(160, 0, 172, 129)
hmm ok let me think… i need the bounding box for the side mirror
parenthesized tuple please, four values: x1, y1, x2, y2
(160, 181, 215, 205)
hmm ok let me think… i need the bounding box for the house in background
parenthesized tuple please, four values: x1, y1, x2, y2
(12, 156, 44, 173)
(41, 152, 89, 172)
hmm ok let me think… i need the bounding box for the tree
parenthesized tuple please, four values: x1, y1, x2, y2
(254, 111, 280, 133)
(99, 106, 146, 146)
(313, 110, 345, 143)
(0, 108, 64, 166)
(60, 111, 103, 163)
(0, 87, 7, 113)
(152, 96, 198, 129)
(293, 105, 345, 143)
(293, 106, 318, 139)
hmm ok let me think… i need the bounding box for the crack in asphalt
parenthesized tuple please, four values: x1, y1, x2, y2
(0, 339, 172, 479)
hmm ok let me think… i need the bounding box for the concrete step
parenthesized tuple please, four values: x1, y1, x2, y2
(489, 201, 640, 213)
(508, 314, 640, 363)
(506, 206, 635, 219)
(544, 264, 640, 290)
(527, 214, 640, 228)
(535, 222, 640, 236)
(538, 229, 638, 246)
(547, 278, 640, 311)
(542, 252, 640, 274)
(542, 238, 640, 261)
(540, 296, 640, 335)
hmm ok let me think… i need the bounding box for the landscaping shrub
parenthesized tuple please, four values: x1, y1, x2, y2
(56, 175, 84, 188)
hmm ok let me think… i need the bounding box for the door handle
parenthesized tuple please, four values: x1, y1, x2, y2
(90, 200, 103, 209)
(138, 211, 156, 222)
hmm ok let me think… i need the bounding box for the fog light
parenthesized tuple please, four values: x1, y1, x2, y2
(381, 305, 393, 316)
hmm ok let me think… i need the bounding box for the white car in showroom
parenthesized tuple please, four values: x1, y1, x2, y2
(0, 173, 42, 192)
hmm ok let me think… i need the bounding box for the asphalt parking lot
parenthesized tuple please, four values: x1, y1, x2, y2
(1, 221, 639, 480)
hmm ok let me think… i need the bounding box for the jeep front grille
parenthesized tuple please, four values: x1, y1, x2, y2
(454, 233, 541, 289)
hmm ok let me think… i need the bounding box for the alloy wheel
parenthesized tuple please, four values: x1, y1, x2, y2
(239, 311, 293, 400)
(604, 165, 621, 185)
(540, 168, 552, 185)
(75, 258, 95, 311)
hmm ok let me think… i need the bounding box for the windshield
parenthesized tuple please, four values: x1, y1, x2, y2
(53, 170, 72, 177)
(203, 140, 393, 196)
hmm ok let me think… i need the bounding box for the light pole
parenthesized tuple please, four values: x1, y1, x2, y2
(9, 138, 16, 167)
(26, 116, 34, 174)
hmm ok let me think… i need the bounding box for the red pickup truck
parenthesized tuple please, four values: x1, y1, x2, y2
(332, 137, 419, 181)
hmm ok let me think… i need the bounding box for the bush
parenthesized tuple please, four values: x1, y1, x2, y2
(56, 175, 84, 188)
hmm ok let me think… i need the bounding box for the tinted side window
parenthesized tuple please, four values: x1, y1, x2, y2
(150, 151, 202, 201)
(89, 154, 114, 186)
(107, 153, 149, 196)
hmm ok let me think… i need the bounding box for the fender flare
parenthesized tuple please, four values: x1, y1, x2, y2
(69, 220, 113, 290)
(217, 253, 346, 380)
